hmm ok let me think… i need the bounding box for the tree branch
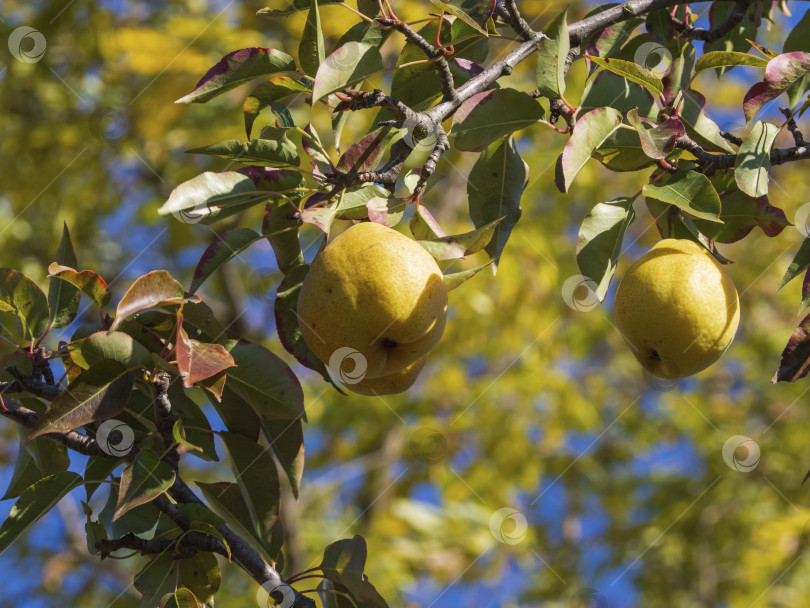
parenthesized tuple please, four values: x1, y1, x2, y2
(152, 370, 179, 471)
(3, 367, 61, 400)
(671, 0, 747, 42)
(495, 0, 538, 42)
(675, 134, 810, 174)
(0, 397, 102, 455)
(96, 531, 225, 560)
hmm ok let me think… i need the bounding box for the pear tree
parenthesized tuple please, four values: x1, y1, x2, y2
(4, 1, 810, 606)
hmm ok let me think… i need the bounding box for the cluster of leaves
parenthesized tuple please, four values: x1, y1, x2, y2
(0, 224, 389, 607)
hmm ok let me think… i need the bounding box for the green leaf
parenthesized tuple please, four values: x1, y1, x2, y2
(179, 552, 221, 605)
(429, 0, 493, 35)
(243, 77, 311, 139)
(554, 107, 622, 193)
(48, 223, 81, 329)
(311, 42, 383, 104)
(2, 428, 45, 500)
(197, 481, 274, 563)
(785, 10, 810, 107)
(158, 171, 264, 225)
(467, 136, 526, 270)
(299, 0, 325, 76)
(29, 360, 134, 438)
(0, 472, 82, 556)
(679, 89, 735, 153)
(443, 262, 493, 291)
(67, 330, 153, 370)
(261, 418, 305, 499)
(159, 589, 200, 608)
(535, 7, 569, 99)
(114, 448, 176, 520)
(626, 109, 685, 160)
(0, 269, 50, 340)
(219, 432, 281, 556)
(84, 455, 120, 502)
(263, 198, 305, 275)
(576, 197, 636, 301)
(579, 70, 657, 119)
(257, 0, 342, 17)
(85, 520, 108, 557)
(451, 88, 544, 152)
(585, 55, 664, 96)
(779, 237, 810, 290)
(110, 270, 186, 331)
(186, 133, 300, 168)
(134, 554, 175, 608)
(176, 47, 296, 104)
(743, 52, 810, 122)
(734, 120, 779, 197)
(695, 51, 768, 73)
(225, 342, 305, 420)
(189, 228, 263, 295)
(410, 204, 446, 240)
(417, 218, 503, 261)
(47, 264, 111, 309)
(592, 125, 657, 172)
(643, 171, 723, 223)
(320, 535, 388, 607)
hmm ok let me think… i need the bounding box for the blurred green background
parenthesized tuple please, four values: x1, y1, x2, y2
(2, 1, 810, 606)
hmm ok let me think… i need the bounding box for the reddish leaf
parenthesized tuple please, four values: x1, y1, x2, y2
(176, 315, 236, 388)
(110, 271, 187, 331)
(48, 264, 111, 309)
(236, 166, 303, 192)
(773, 314, 810, 382)
(555, 107, 622, 192)
(336, 129, 393, 173)
(626, 110, 685, 159)
(743, 51, 810, 121)
(176, 48, 296, 104)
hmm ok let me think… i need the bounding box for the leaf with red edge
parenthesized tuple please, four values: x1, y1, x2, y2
(626, 110, 685, 160)
(176, 317, 236, 388)
(0, 268, 50, 340)
(417, 218, 503, 261)
(176, 48, 296, 104)
(29, 360, 133, 439)
(679, 89, 735, 153)
(237, 166, 304, 193)
(337, 129, 395, 173)
(429, 0, 496, 35)
(555, 107, 622, 193)
(48, 264, 111, 310)
(743, 52, 810, 121)
(189, 229, 263, 295)
(410, 204, 447, 240)
(773, 314, 810, 382)
(243, 76, 311, 139)
(48, 223, 81, 329)
(110, 271, 186, 331)
(452, 89, 545, 152)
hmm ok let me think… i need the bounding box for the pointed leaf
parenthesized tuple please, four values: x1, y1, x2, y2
(261, 418, 305, 499)
(0, 269, 50, 340)
(159, 589, 200, 608)
(29, 360, 134, 438)
(626, 110, 685, 159)
(311, 42, 383, 104)
(743, 52, 810, 121)
(337, 129, 395, 173)
(299, 0, 325, 76)
(47, 264, 111, 309)
(0, 472, 82, 556)
(579, 70, 657, 119)
(410, 205, 446, 240)
(110, 271, 186, 331)
(734, 120, 779, 197)
(443, 262, 493, 291)
(467, 136, 526, 269)
(779, 237, 810, 290)
(417, 218, 503, 260)
(452, 88, 544, 152)
(773, 314, 810, 382)
(114, 449, 176, 520)
(186, 134, 300, 168)
(535, 7, 569, 99)
(176, 323, 236, 388)
(585, 55, 664, 96)
(679, 89, 735, 153)
(695, 51, 768, 73)
(190, 228, 263, 294)
(67, 330, 153, 370)
(179, 553, 221, 605)
(258, 0, 343, 17)
(555, 107, 622, 192)
(244, 77, 311, 139)
(643, 171, 722, 222)
(176, 48, 296, 104)
(263, 198, 305, 274)
(429, 0, 495, 35)
(48, 223, 81, 329)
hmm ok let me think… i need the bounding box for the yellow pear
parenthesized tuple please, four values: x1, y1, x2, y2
(613, 239, 740, 379)
(344, 354, 428, 396)
(297, 222, 447, 383)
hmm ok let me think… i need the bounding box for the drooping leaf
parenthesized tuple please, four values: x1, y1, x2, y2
(734, 120, 779, 196)
(48, 223, 81, 329)
(579, 71, 657, 119)
(29, 360, 134, 438)
(417, 219, 503, 260)
(176, 48, 296, 104)
(582, 12, 643, 60)
(261, 418, 305, 499)
(452, 89, 544, 152)
(695, 51, 768, 73)
(785, 9, 810, 107)
(47, 264, 111, 309)
(67, 330, 153, 370)
(743, 52, 810, 121)
(779, 237, 810, 290)
(311, 42, 383, 104)
(443, 262, 493, 291)
(337, 128, 395, 173)
(592, 125, 657, 172)
(679, 89, 735, 153)
(555, 107, 622, 193)
(157, 171, 266, 225)
(626, 109, 685, 159)
(263, 197, 305, 275)
(243, 77, 311, 139)
(643, 171, 723, 223)
(186, 133, 300, 168)
(2, 427, 45, 500)
(299, 0, 325, 76)
(366, 197, 407, 227)
(0, 472, 82, 556)
(773, 314, 810, 382)
(535, 7, 569, 100)
(576, 197, 636, 301)
(134, 554, 175, 608)
(704, 0, 757, 70)
(114, 448, 175, 520)
(0, 268, 50, 340)
(159, 589, 200, 608)
(189, 228, 263, 295)
(335, 184, 391, 220)
(176, 322, 236, 388)
(467, 136, 526, 270)
(110, 271, 186, 331)
(410, 204, 447, 240)
(258, 0, 343, 16)
(585, 55, 664, 96)
(320, 535, 389, 607)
